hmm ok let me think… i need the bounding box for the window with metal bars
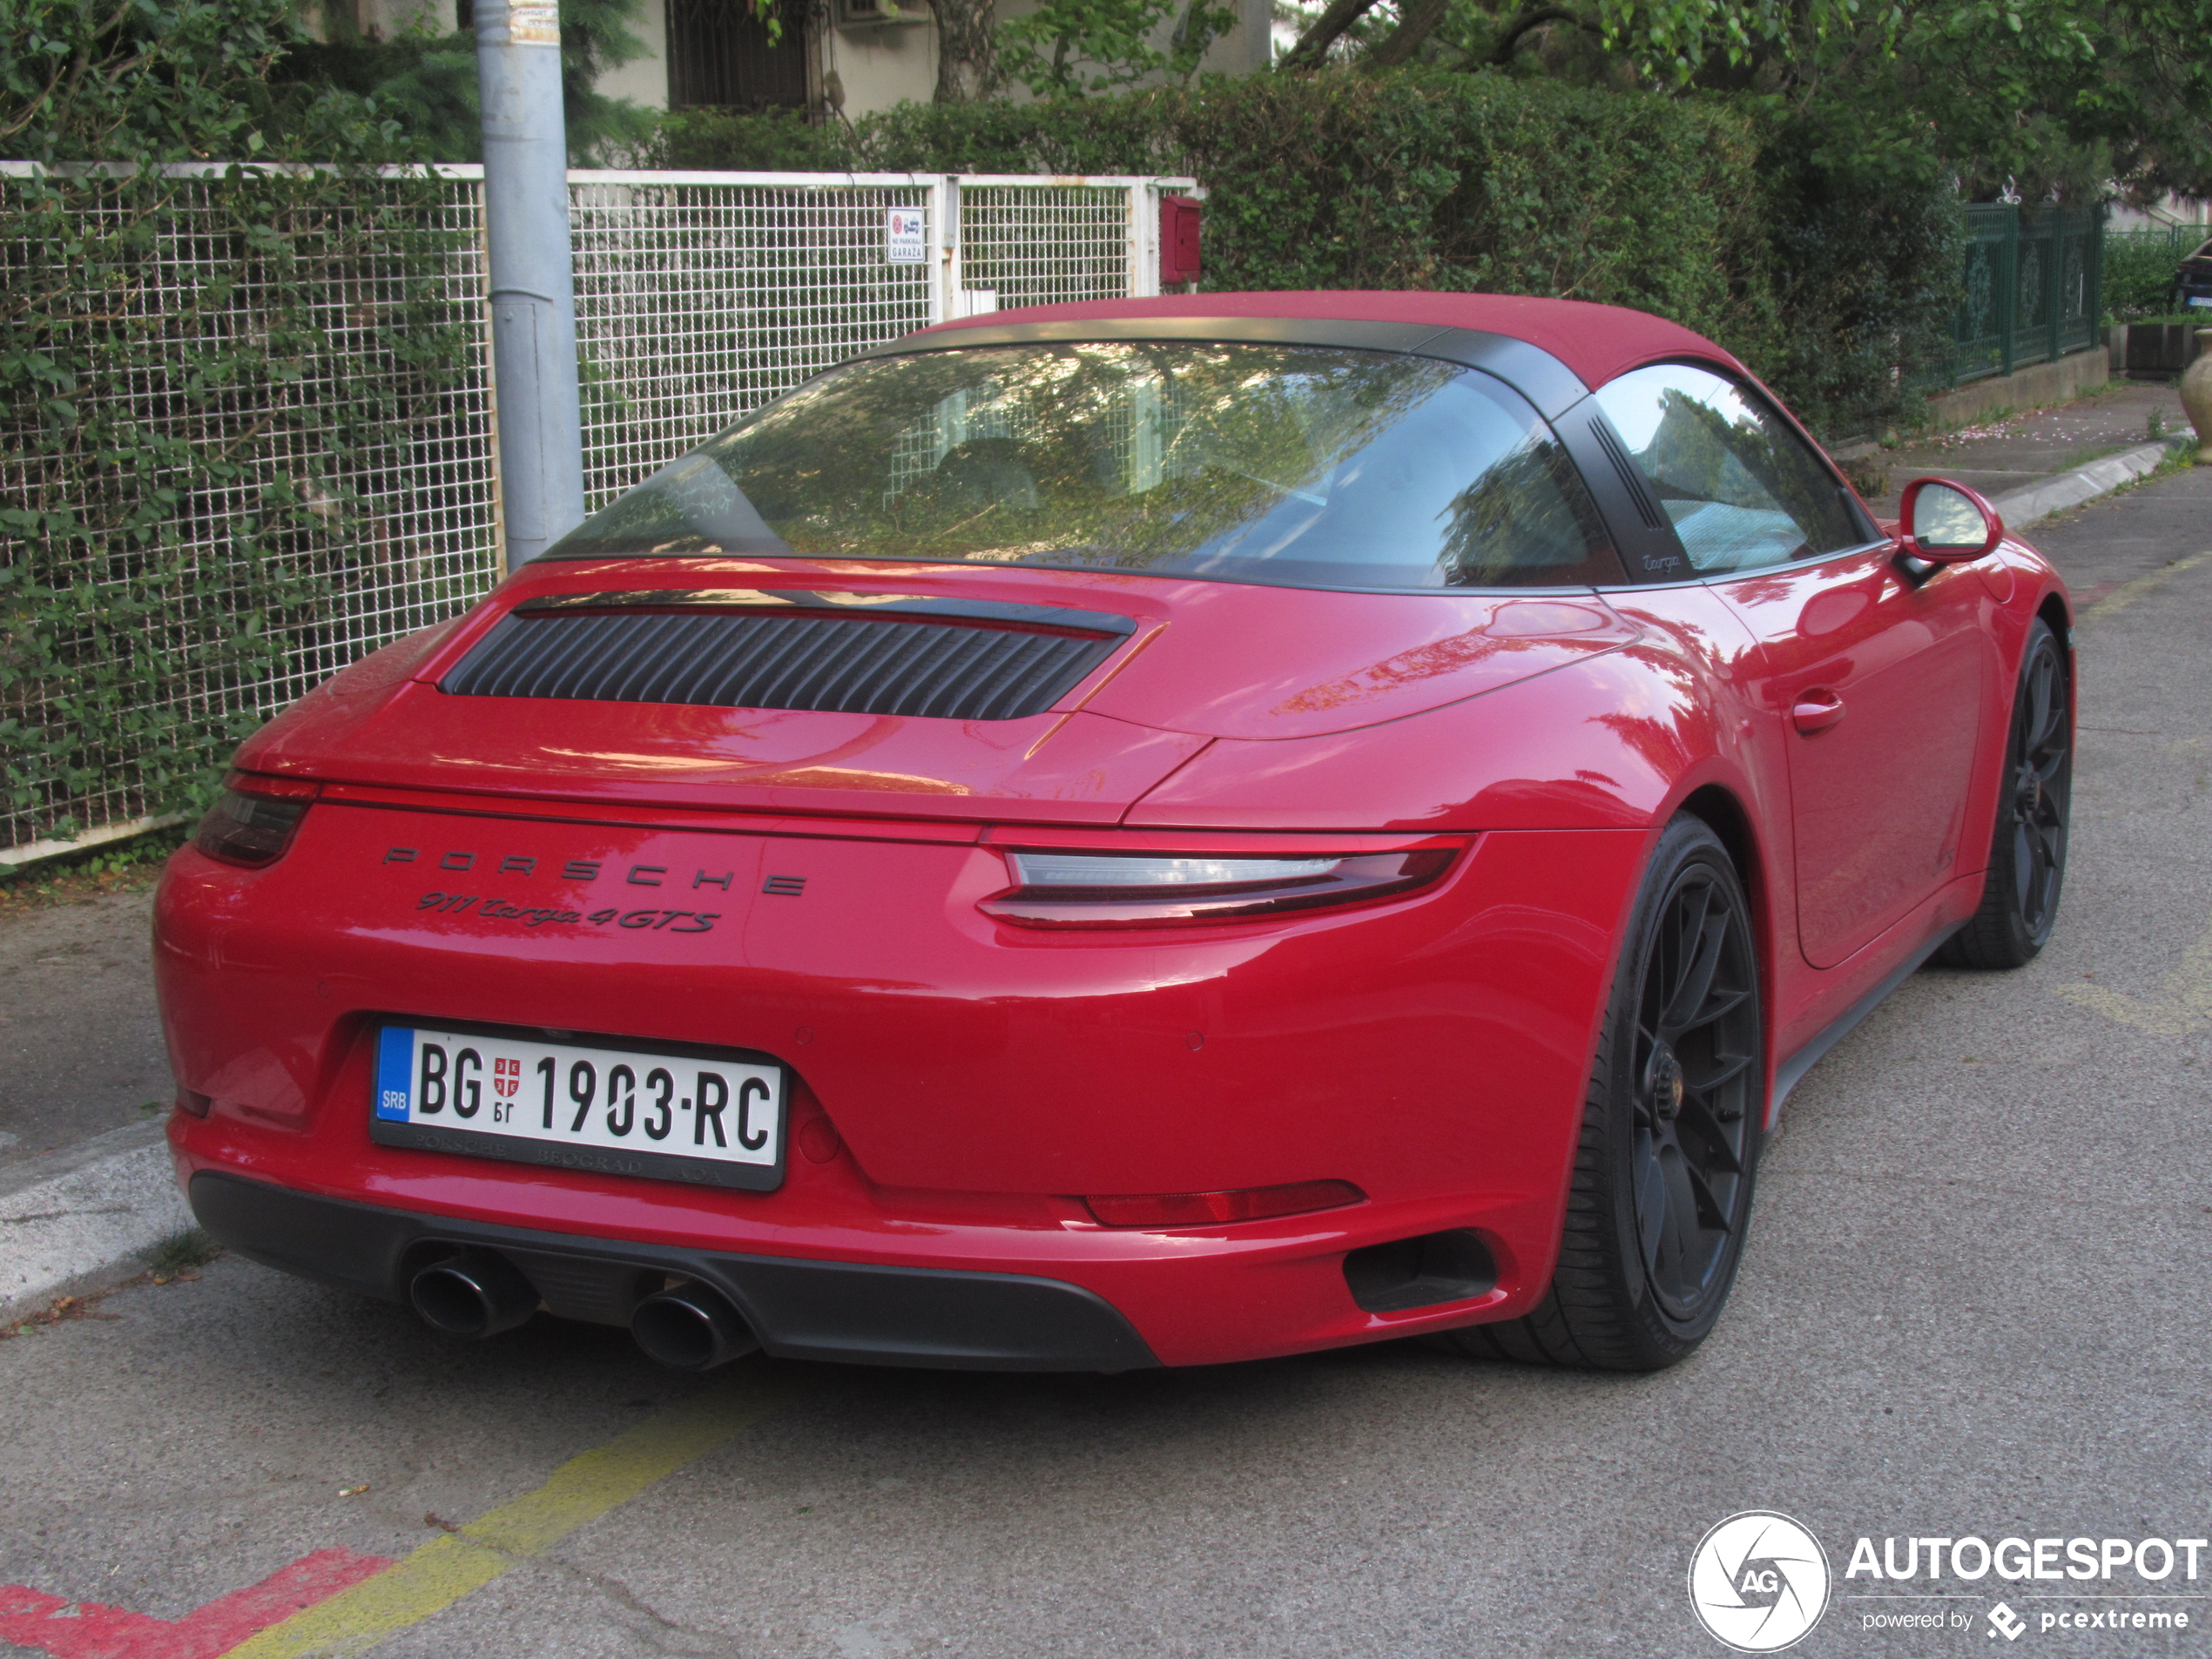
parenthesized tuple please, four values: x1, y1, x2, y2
(665, 0, 813, 110)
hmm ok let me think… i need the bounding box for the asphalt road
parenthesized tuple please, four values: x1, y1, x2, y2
(3, 468, 2210, 1659)
(0, 891, 172, 1167)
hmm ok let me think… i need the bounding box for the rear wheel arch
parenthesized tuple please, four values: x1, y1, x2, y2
(1676, 785, 1760, 907)
(2035, 590, 2074, 678)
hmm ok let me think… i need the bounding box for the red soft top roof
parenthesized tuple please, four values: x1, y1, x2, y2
(923, 290, 1744, 392)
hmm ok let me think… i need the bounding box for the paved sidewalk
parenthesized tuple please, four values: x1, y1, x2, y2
(1861, 379, 2188, 517)
(0, 889, 171, 1170)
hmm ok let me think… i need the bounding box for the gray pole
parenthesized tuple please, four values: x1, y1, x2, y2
(476, 0, 587, 568)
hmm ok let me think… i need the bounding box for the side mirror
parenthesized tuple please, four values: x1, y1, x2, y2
(1898, 477, 2004, 563)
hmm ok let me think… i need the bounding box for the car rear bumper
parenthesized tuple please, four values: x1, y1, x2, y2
(187, 1170, 1159, 1371)
(167, 1103, 1560, 1367)
(157, 808, 1649, 1367)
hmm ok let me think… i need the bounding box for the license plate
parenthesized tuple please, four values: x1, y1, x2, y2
(2191, 295, 2212, 308)
(368, 1023, 786, 1190)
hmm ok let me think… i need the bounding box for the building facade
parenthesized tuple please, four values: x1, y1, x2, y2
(351, 0, 1272, 124)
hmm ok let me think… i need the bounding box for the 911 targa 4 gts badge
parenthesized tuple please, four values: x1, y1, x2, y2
(414, 892, 724, 931)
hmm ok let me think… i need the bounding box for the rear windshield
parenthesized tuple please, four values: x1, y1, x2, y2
(548, 341, 1622, 590)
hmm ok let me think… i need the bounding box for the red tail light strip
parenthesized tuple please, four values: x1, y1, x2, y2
(1084, 1180, 1367, 1228)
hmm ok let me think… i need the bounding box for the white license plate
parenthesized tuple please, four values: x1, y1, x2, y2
(2190, 295, 2212, 308)
(369, 1024, 785, 1190)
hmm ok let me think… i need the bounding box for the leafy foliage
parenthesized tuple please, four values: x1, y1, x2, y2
(267, 0, 656, 165)
(1305, 0, 2212, 206)
(1, 0, 479, 846)
(652, 104, 853, 170)
(665, 70, 1959, 437)
(2103, 226, 2206, 320)
(999, 0, 1238, 95)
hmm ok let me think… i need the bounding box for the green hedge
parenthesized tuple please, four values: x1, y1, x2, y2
(2103, 229, 2206, 322)
(658, 71, 1959, 440)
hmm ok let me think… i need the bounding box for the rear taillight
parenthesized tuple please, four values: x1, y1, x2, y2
(1084, 1180, 1366, 1229)
(979, 848, 1455, 928)
(192, 772, 320, 867)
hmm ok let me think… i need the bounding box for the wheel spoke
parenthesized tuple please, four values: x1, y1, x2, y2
(1661, 1152, 1702, 1271)
(1683, 1049, 1752, 1094)
(1683, 1159, 1732, 1232)
(1661, 910, 1727, 1035)
(1689, 985, 1751, 1028)
(2026, 656, 2053, 749)
(1663, 882, 1713, 1003)
(1635, 1140, 1669, 1278)
(1676, 1094, 1746, 1174)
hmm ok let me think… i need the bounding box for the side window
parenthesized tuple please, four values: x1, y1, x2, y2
(1594, 363, 1866, 576)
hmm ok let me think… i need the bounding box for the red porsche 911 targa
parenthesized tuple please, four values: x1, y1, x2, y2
(157, 293, 2072, 1374)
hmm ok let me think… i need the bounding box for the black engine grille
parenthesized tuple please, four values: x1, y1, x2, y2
(442, 606, 1127, 721)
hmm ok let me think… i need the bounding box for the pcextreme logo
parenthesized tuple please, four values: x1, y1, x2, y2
(1689, 1512, 1832, 1652)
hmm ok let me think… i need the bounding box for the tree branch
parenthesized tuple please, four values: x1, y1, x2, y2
(1279, 0, 1386, 70)
(1366, 0, 1453, 68)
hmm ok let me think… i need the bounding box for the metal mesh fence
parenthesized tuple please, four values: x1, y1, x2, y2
(958, 180, 1147, 315)
(2, 166, 499, 854)
(3, 166, 1192, 854)
(570, 175, 935, 513)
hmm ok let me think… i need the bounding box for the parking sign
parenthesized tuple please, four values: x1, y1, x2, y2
(887, 208, 927, 263)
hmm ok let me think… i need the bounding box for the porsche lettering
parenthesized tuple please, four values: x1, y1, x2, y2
(383, 846, 774, 898)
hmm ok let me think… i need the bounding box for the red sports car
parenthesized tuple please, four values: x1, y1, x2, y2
(157, 293, 2072, 1373)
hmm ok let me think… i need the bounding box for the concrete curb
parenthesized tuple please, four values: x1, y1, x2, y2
(1992, 435, 2195, 529)
(0, 1119, 193, 1325)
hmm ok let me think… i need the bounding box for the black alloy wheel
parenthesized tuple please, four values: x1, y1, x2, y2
(1938, 618, 2071, 969)
(1434, 814, 1763, 1371)
(1629, 844, 1761, 1322)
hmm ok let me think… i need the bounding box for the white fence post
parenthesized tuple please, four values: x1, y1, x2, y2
(1130, 181, 1159, 299)
(926, 174, 953, 326)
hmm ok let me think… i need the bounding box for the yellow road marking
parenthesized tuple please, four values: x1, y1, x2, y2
(2061, 550, 2212, 1035)
(222, 1366, 794, 1658)
(2078, 550, 2212, 625)
(2060, 920, 2212, 1036)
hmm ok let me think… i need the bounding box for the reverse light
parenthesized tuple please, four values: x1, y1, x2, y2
(981, 849, 1455, 928)
(192, 772, 320, 867)
(1084, 1180, 1367, 1229)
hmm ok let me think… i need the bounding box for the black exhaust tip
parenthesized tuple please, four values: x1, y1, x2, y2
(631, 1281, 759, 1371)
(409, 1251, 539, 1338)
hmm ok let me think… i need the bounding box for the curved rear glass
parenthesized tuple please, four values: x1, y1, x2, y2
(549, 341, 1622, 590)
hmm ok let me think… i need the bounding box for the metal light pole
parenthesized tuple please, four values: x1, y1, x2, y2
(476, 0, 586, 567)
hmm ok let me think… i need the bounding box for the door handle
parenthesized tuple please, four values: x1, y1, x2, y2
(1792, 691, 1846, 734)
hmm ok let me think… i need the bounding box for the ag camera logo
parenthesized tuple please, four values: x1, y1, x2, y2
(1689, 1512, 1832, 1651)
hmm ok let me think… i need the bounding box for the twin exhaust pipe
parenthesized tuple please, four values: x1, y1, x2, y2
(408, 1251, 759, 1370)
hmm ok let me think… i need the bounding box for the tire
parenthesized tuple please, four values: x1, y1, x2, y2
(1433, 814, 1763, 1372)
(1935, 618, 2071, 970)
